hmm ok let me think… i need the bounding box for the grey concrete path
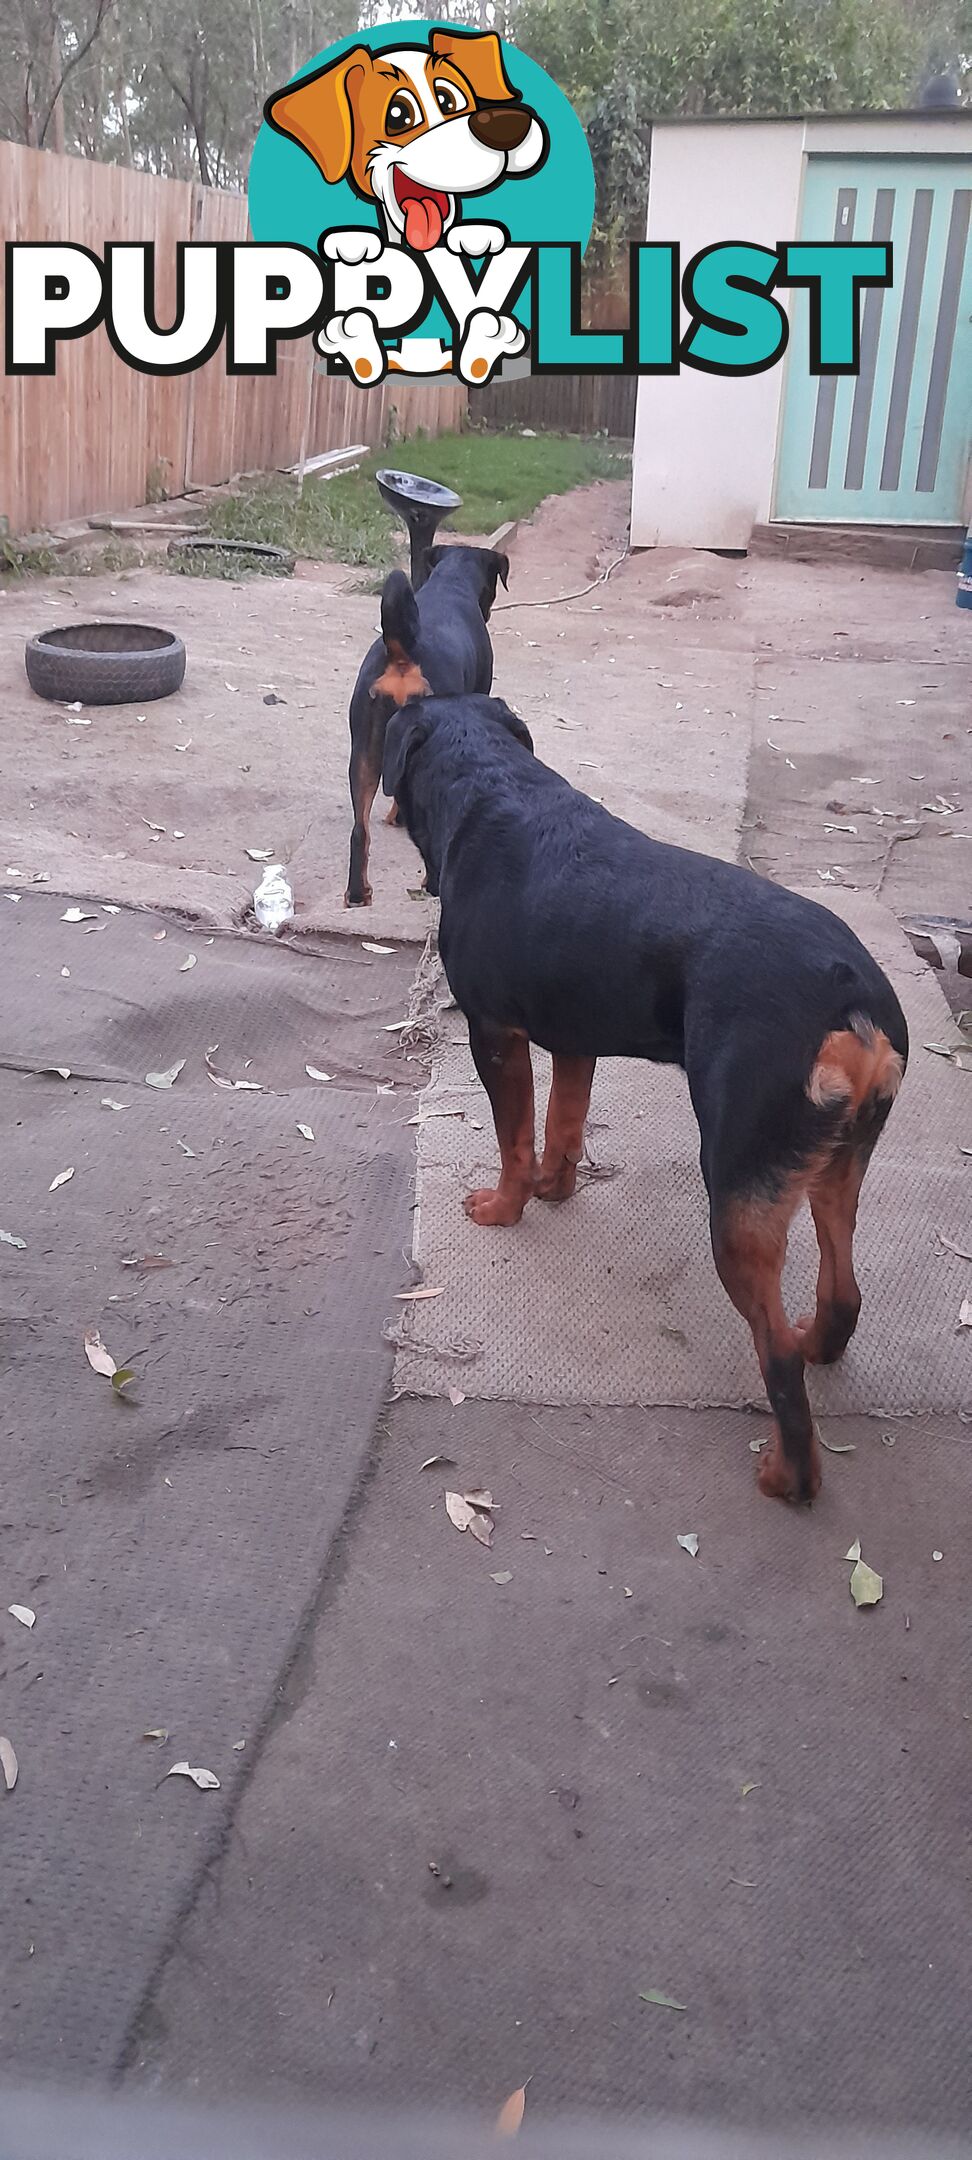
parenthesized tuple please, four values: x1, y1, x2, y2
(0, 896, 418, 2082)
(130, 1396, 972, 2137)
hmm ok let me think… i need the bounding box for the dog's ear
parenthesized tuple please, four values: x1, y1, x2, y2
(425, 544, 449, 572)
(476, 547, 510, 620)
(493, 550, 510, 591)
(430, 29, 516, 104)
(383, 707, 431, 802)
(266, 47, 373, 184)
(494, 701, 533, 754)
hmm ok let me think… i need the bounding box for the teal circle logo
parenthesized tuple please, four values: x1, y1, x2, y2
(248, 20, 594, 382)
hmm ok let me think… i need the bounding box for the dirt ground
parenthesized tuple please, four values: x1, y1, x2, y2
(1, 480, 970, 2140)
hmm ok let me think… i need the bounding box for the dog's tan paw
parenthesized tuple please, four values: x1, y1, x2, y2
(463, 1186, 525, 1227)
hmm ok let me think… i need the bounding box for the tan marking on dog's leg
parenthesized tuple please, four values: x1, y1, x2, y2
(712, 1190, 820, 1505)
(536, 1055, 596, 1202)
(463, 1023, 536, 1227)
(795, 1148, 868, 1365)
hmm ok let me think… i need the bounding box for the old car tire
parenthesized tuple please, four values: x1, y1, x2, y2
(25, 622, 186, 705)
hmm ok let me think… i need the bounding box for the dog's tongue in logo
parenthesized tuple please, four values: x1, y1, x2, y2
(393, 169, 450, 252)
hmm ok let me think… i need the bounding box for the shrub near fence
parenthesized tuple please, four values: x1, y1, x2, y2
(0, 142, 465, 535)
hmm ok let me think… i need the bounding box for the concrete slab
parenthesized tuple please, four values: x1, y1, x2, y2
(126, 1396, 972, 2139)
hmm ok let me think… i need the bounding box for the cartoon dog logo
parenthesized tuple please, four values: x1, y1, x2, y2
(266, 29, 547, 382)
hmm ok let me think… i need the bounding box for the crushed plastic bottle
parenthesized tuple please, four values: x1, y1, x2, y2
(253, 862, 294, 934)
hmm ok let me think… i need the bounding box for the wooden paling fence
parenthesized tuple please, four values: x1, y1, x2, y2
(0, 142, 466, 534)
(469, 368, 636, 440)
(469, 263, 636, 439)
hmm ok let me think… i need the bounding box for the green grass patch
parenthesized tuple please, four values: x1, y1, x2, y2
(195, 428, 629, 575)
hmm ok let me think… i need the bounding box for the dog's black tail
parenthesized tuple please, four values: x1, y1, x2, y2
(371, 570, 429, 707)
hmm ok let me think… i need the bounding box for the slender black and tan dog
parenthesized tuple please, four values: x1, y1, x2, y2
(383, 692, 908, 1506)
(344, 544, 508, 906)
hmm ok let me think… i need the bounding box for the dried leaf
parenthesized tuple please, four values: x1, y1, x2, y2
(204, 1051, 262, 1092)
(395, 1285, 443, 1302)
(153, 930, 166, 941)
(468, 1511, 494, 1549)
(166, 1760, 220, 1790)
(84, 1329, 117, 1377)
(491, 1570, 513, 1585)
(305, 1064, 332, 1082)
(445, 1491, 476, 1533)
(177, 1140, 195, 1156)
(232, 1738, 246, 1750)
(925, 1039, 972, 1071)
(420, 1454, 456, 1472)
(8, 1605, 35, 1629)
(382, 1019, 410, 1032)
(111, 1369, 137, 1394)
(818, 1432, 856, 1454)
(932, 1549, 943, 1562)
(179, 954, 197, 973)
(245, 847, 274, 861)
(362, 940, 396, 955)
(938, 1232, 972, 1262)
(959, 1298, 972, 1329)
(844, 1538, 862, 1563)
(850, 1559, 883, 1608)
(448, 1387, 466, 1407)
(143, 1728, 168, 1742)
(0, 1229, 26, 1250)
(145, 1060, 185, 1089)
(496, 2087, 527, 2136)
(296, 1123, 315, 1142)
(676, 1532, 700, 1557)
(61, 906, 95, 923)
(39, 1065, 71, 1079)
(741, 1781, 759, 1797)
(103, 904, 121, 914)
(464, 1489, 493, 1511)
(101, 1098, 128, 1111)
(121, 1254, 172, 1270)
(142, 819, 166, 834)
(0, 1736, 18, 1792)
(49, 1166, 75, 1191)
(639, 1989, 686, 2013)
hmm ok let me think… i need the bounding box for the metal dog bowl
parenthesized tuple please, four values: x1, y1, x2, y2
(376, 469, 462, 588)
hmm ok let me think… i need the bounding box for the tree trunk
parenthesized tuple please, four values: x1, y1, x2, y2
(48, 26, 65, 152)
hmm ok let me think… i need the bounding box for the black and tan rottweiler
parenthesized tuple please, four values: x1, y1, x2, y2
(383, 691, 908, 1507)
(344, 545, 508, 907)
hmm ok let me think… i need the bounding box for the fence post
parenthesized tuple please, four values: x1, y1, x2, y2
(182, 185, 206, 492)
(295, 341, 317, 499)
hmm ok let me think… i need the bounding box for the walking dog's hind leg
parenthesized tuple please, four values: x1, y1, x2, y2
(796, 1146, 869, 1366)
(464, 1021, 536, 1227)
(796, 1025, 901, 1366)
(711, 1191, 820, 1504)
(345, 724, 383, 907)
(536, 1055, 596, 1202)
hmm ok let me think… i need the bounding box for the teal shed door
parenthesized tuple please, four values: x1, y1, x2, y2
(776, 155, 972, 523)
